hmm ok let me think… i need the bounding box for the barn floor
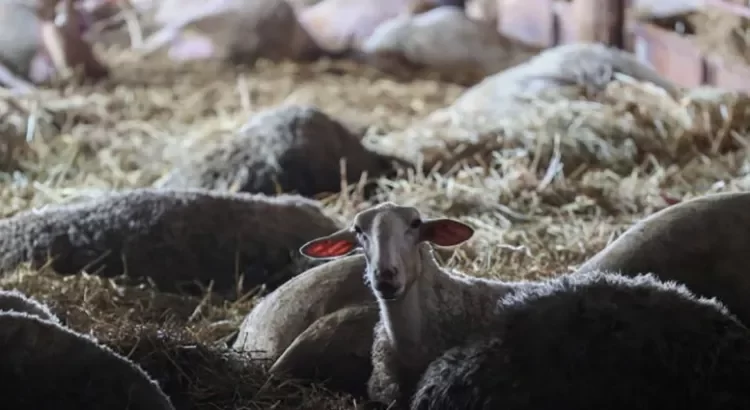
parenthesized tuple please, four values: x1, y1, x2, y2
(2, 44, 750, 410)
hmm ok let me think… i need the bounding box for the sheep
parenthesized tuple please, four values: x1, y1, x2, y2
(0, 188, 339, 298)
(298, 202, 519, 406)
(360, 6, 536, 85)
(139, 0, 322, 64)
(0, 309, 175, 409)
(299, 202, 750, 409)
(232, 254, 378, 394)
(155, 105, 410, 199)
(0, 0, 108, 93)
(575, 191, 750, 326)
(410, 271, 750, 410)
(0, 288, 58, 322)
(447, 42, 680, 116)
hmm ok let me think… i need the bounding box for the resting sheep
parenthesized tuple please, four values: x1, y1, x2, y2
(233, 254, 377, 394)
(300, 202, 750, 409)
(156, 105, 408, 198)
(0, 307, 176, 410)
(0, 288, 58, 322)
(410, 271, 750, 409)
(140, 0, 322, 64)
(576, 191, 750, 326)
(0, 188, 339, 298)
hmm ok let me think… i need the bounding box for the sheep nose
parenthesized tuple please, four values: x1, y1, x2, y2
(378, 267, 398, 282)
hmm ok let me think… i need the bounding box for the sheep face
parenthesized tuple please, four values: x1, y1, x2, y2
(299, 202, 474, 301)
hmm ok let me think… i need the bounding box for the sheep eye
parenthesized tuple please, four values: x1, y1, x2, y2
(353, 225, 363, 235)
(410, 219, 422, 229)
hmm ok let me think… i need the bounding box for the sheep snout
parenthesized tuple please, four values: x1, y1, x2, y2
(373, 267, 403, 300)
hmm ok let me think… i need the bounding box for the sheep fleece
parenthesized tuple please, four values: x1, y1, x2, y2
(411, 272, 750, 409)
(0, 188, 338, 296)
(157, 105, 401, 198)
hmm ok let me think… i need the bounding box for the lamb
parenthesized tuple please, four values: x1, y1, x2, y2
(156, 105, 410, 199)
(410, 272, 750, 410)
(232, 254, 378, 394)
(0, 0, 108, 93)
(299, 202, 519, 406)
(0, 288, 58, 322)
(0, 188, 339, 298)
(575, 191, 750, 326)
(0, 305, 175, 409)
(299, 202, 750, 409)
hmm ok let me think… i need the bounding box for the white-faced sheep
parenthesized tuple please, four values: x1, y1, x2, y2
(155, 105, 409, 199)
(0, 307, 176, 410)
(0, 188, 339, 298)
(300, 202, 750, 409)
(576, 191, 750, 326)
(233, 254, 378, 394)
(299, 202, 519, 406)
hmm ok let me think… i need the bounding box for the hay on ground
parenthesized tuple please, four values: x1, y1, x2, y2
(1, 35, 750, 410)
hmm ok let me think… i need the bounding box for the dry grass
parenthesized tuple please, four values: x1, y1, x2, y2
(2, 37, 750, 409)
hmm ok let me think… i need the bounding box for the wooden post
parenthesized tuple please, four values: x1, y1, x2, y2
(573, 0, 625, 47)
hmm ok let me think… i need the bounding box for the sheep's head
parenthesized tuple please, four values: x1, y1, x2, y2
(299, 202, 474, 301)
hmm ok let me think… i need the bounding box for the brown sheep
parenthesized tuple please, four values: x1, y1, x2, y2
(155, 105, 409, 198)
(0, 188, 339, 298)
(575, 191, 750, 326)
(233, 254, 377, 395)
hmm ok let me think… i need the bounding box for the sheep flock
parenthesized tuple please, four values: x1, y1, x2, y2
(3, 0, 750, 409)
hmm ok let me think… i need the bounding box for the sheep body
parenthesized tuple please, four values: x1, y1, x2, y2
(144, 0, 322, 64)
(0, 289, 58, 322)
(361, 7, 534, 84)
(576, 191, 750, 326)
(366, 242, 518, 406)
(156, 105, 407, 198)
(411, 271, 750, 409)
(449, 42, 679, 115)
(0, 310, 175, 410)
(233, 254, 378, 394)
(0, 188, 339, 297)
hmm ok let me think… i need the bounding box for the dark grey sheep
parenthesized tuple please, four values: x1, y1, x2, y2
(155, 105, 410, 198)
(299, 202, 750, 409)
(0, 289, 58, 322)
(0, 309, 175, 410)
(233, 254, 377, 395)
(0, 188, 339, 298)
(411, 271, 750, 410)
(575, 191, 750, 326)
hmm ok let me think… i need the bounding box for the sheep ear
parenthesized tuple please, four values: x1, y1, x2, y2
(300, 229, 358, 259)
(419, 219, 474, 247)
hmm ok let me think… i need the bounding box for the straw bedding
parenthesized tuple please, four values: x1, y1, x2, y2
(2, 33, 750, 410)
